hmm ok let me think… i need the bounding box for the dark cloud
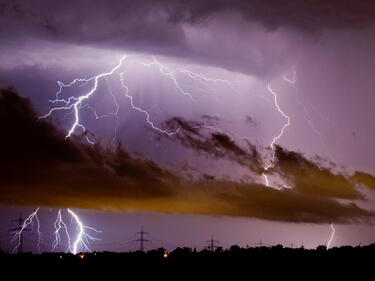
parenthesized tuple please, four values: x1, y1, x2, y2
(2, 0, 375, 79)
(352, 171, 375, 190)
(2, 0, 374, 44)
(272, 145, 363, 199)
(0, 0, 186, 53)
(0, 88, 176, 204)
(165, 0, 375, 32)
(1, 88, 375, 224)
(208, 181, 373, 223)
(163, 117, 263, 174)
(164, 116, 368, 201)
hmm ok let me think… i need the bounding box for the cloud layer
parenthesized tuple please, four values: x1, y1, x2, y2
(2, 0, 375, 78)
(2, 88, 375, 224)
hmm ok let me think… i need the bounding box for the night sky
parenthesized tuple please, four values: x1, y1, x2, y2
(1, 0, 375, 253)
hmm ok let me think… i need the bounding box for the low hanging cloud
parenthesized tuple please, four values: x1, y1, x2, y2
(1, 88, 375, 224)
(272, 146, 364, 200)
(352, 171, 375, 190)
(163, 117, 263, 174)
(163, 116, 375, 201)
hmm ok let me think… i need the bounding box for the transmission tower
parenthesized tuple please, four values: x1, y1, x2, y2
(206, 234, 219, 252)
(133, 226, 151, 252)
(8, 213, 30, 253)
(257, 239, 266, 247)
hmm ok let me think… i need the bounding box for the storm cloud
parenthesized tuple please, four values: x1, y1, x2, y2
(2, 88, 375, 224)
(2, 0, 375, 78)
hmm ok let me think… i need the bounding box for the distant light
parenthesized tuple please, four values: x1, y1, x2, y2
(59, 255, 63, 259)
(163, 252, 168, 258)
(79, 254, 85, 259)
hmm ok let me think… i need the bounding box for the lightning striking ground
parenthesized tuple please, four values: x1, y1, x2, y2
(12, 208, 41, 253)
(52, 209, 72, 252)
(327, 223, 336, 249)
(34, 55, 248, 253)
(67, 209, 101, 255)
(11, 208, 101, 254)
(37, 55, 340, 250)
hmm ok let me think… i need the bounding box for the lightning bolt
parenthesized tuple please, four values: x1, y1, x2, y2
(40, 55, 185, 143)
(327, 223, 335, 249)
(141, 56, 196, 102)
(67, 208, 101, 255)
(119, 70, 180, 136)
(40, 55, 127, 139)
(262, 83, 291, 187)
(52, 209, 72, 253)
(12, 208, 41, 253)
(41, 53, 243, 145)
(282, 71, 325, 147)
(141, 56, 238, 99)
(11, 208, 101, 254)
(281, 70, 296, 84)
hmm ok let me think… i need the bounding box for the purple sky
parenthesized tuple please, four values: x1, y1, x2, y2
(1, 0, 375, 253)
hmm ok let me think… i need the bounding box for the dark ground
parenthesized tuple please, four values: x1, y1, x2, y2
(1, 244, 374, 278)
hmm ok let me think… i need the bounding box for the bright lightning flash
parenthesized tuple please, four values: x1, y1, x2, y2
(52, 209, 72, 252)
(41, 54, 241, 144)
(12, 208, 41, 253)
(40, 55, 128, 140)
(67, 209, 101, 255)
(12, 208, 100, 254)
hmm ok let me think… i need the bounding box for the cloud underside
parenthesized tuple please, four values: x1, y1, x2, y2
(3, 1, 375, 38)
(1, 1, 375, 78)
(1, 88, 375, 224)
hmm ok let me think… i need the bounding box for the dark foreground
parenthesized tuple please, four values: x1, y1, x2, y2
(1, 245, 374, 278)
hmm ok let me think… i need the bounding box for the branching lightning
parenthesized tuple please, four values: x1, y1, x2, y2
(141, 56, 196, 102)
(32, 54, 248, 253)
(119, 70, 180, 136)
(40, 55, 127, 139)
(34, 54, 338, 251)
(262, 70, 326, 188)
(12, 208, 41, 253)
(41, 54, 241, 144)
(67, 209, 101, 255)
(12, 208, 100, 254)
(52, 209, 72, 253)
(262, 83, 291, 187)
(141, 56, 238, 99)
